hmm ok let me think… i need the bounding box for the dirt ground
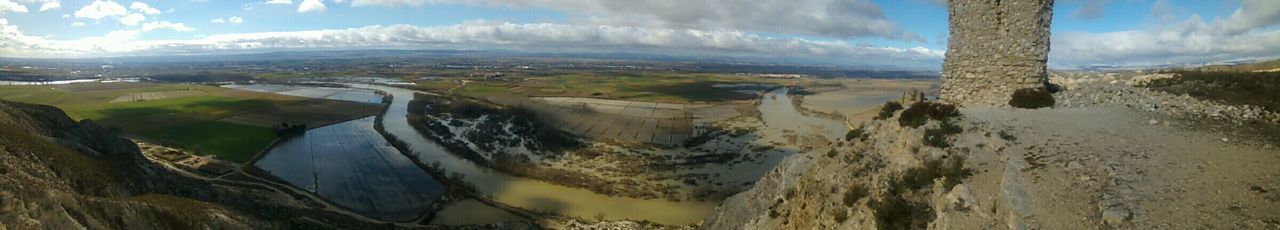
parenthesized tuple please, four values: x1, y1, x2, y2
(946, 106, 1280, 229)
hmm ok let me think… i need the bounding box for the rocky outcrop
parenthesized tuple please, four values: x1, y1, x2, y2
(941, 0, 1055, 106)
(704, 102, 972, 229)
(1052, 73, 1280, 124)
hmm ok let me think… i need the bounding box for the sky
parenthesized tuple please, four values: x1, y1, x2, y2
(0, 0, 1277, 69)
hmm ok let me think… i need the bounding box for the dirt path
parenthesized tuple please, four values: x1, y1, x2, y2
(952, 107, 1280, 229)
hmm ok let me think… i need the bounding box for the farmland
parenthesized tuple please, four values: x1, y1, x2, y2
(417, 72, 795, 103)
(0, 83, 381, 163)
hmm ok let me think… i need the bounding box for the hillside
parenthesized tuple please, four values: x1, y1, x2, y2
(702, 74, 1280, 229)
(0, 100, 386, 229)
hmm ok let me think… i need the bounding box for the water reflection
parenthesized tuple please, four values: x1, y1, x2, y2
(253, 116, 445, 222)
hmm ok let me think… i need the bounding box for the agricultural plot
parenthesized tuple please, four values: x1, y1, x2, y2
(253, 117, 445, 222)
(108, 90, 207, 103)
(223, 84, 383, 104)
(0, 83, 381, 163)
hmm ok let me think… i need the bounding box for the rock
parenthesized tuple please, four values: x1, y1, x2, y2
(1220, 138, 1230, 143)
(944, 184, 977, 211)
(1066, 161, 1083, 170)
(1147, 119, 1159, 125)
(1102, 207, 1131, 226)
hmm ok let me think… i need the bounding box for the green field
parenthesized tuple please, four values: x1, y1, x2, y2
(0, 83, 293, 163)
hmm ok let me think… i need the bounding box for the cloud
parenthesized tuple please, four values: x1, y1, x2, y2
(297, 0, 324, 13)
(129, 2, 159, 15)
(264, 0, 291, 4)
(73, 0, 126, 20)
(0, 21, 942, 68)
(118, 12, 143, 25)
(37, 1, 58, 11)
(1072, 0, 1105, 20)
(350, 0, 425, 7)
(212, 16, 244, 24)
(0, 0, 29, 14)
(141, 21, 193, 32)
(359, 0, 919, 41)
(1220, 0, 1280, 35)
(70, 21, 84, 27)
(1051, 1, 1280, 68)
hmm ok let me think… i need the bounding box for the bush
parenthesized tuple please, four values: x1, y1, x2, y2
(897, 156, 970, 191)
(873, 189, 932, 230)
(843, 184, 868, 207)
(925, 103, 960, 120)
(874, 101, 904, 120)
(923, 120, 963, 148)
(844, 128, 866, 142)
(1008, 88, 1055, 109)
(898, 102, 929, 128)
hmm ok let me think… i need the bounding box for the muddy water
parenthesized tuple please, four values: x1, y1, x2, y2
(253, 116, 445, 222)
(355, 84, 721, 225)
(758, 88, 849, 139)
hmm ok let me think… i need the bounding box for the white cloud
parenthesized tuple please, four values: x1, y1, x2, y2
(38, 2, 59, 11)
(129, 2, 159, 15)
(264, 0, 291, 4)
(212, 16, 244, 24)
(350, 0, 425, 7)
(1220, 0, 1280, 35)
(0, 21, 941, 68)
(74, 0, 126, 20)
(419, 0, 919, 41)
(70, 21, 84, 27)
(297, 0, 324, 13)
(1051, 1, 1280, 67)
(141, 21, 192, 32)
(118, 12, 143, 26)
(0, 0, 29, 14)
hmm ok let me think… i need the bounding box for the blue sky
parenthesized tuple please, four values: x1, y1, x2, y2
(0, 0, 1277, 69)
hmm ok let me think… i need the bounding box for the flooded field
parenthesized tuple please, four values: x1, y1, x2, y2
(223, 84, 383, 104)
(760, 88, 848, 139)
(253, 116, 445, 222)
(492, 97, 744, 146)
(801, 89, 901, 120)
(354, 84, 721, 225)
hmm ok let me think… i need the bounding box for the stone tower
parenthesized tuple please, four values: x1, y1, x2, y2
(941, 0, 1054, 106)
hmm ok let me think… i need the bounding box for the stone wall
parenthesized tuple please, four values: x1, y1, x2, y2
(942, 0, 1054, 106)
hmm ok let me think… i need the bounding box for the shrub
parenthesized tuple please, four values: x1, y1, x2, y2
(834, 208, 850, 223)
(1008, 88, 1055, 109)
(874, 101, 904, 120)
(843, 184, 868, 207)
(898, 102, 929, 128)
(898, 156, 970, 191)
(873, 189, 932, 230)
(923, 120, 963, 148)
(925, 103, 960, 120)
(844, 128, 866, 142)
